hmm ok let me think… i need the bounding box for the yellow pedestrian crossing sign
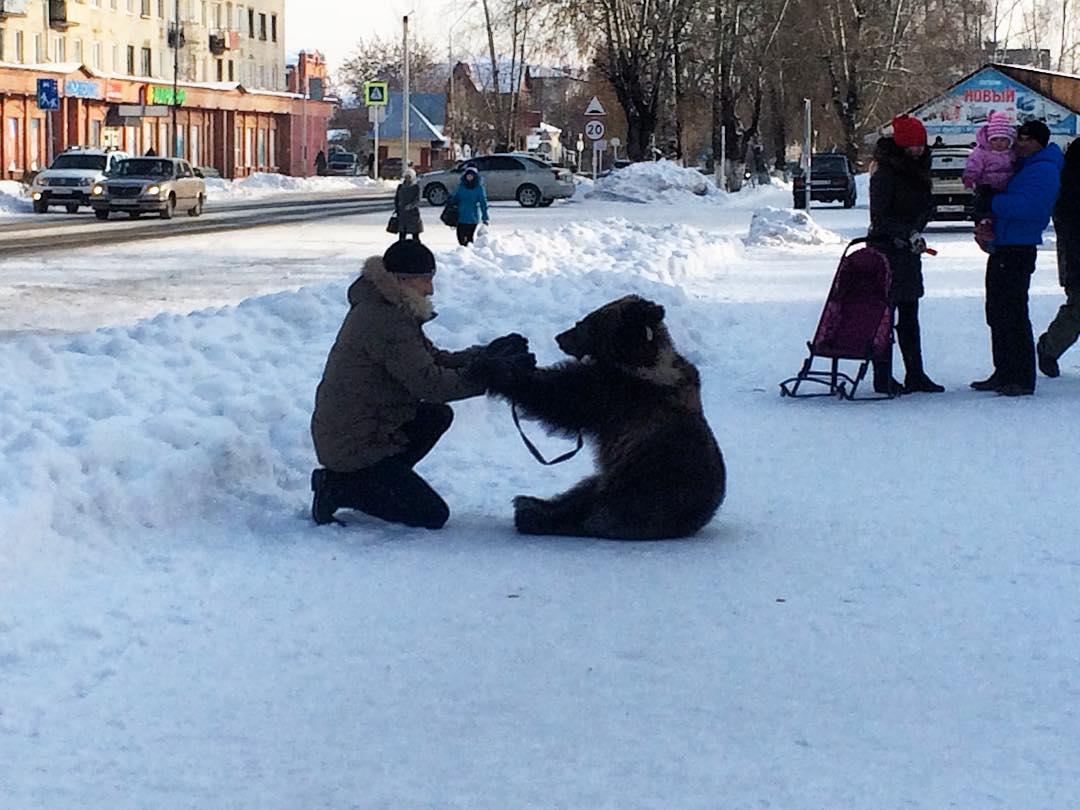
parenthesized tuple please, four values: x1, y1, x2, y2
(364, 81, 389, 107)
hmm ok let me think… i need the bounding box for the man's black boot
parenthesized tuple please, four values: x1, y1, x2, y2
(903, 373, 945, 393)
(970, 375, 1003, 392)
(311, 468, 339, 526)
(1037, 335, 1060, 378)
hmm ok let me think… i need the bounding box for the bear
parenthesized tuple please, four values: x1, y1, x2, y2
(487, 295, 726, 540)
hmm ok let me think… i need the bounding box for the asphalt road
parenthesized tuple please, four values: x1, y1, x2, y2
(0, 192, 396, 256)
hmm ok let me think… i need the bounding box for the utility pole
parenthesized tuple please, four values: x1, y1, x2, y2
(403, 15, 410, 170)
(172, 0, 181, 157)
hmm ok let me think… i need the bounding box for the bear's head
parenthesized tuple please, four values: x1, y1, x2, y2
(555, 295, 669, 367)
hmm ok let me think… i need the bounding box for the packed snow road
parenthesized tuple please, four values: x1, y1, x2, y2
(2, 167, 1078, 808)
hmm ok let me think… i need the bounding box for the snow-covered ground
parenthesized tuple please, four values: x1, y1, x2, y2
(2, 175, 1079, 808)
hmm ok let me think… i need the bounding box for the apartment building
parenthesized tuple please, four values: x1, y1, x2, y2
(0, 0, 285, 89)
(0, 1, 333, 179)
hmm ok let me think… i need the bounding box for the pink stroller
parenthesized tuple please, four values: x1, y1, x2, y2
(780, 238, 895, 399)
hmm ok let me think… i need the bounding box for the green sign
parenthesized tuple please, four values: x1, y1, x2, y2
(364, 81, 388, 107)
(147, 85, 186, 105)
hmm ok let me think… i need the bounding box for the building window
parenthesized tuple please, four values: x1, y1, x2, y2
(269, 128, 275, 168)
(15, 31, 24, 63)
(158, 0, 165, 15)
(141, 0, 151, 15)
(245, 126, 253, 166)
(259, 13, 266, 40)
(214, 3, 222, 27)
(51, 36, 65, 63)
(216, 59, 223, 81)
(112, 44, 119, 70)
(248, 8, 255, 38)
(201, 1, 208, 25)
(33, 33, 43, 63)
(111, 0, 118, 9)
(0, 28, 5, 63)
(90, 120, 102, 147)
(257, 128, 266, 167)
(74, 39, 83, 63)
(127, 45, 136, 75)
(93, 42, 102, 69)
(141, 47, 152, 76)
(127, 0, 135, 14)
(6, 118, 20, 172)
(159, 122, 169, 154)
(270, 14, 277, 42)
(227, 60, 234, 81)
(190, 124, 199, 165)
(30, 119, 40, 171)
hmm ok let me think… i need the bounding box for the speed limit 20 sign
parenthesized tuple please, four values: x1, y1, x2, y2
(584, 120, 605, 140)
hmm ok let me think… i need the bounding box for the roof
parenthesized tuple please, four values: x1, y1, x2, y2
(462, 59, 527, 94)
(373, 92, 448, 141)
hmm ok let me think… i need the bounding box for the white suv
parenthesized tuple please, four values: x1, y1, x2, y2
(31, 148, 132, 214)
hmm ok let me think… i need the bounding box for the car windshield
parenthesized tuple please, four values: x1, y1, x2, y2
(811, 156, 848, 173)
(114, 159, 173, 178)
(50, 154, 107, 171)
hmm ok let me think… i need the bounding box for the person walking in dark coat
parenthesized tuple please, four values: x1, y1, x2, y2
(970, 120, 1064, 396)
(1036, 138, 1080, 378)
(314, 150, 327, 176)
(393, 168, 424, 241)
(866, 115, 943, 396)
(366, 152, 375, 178)
(309, 240, 534, 528)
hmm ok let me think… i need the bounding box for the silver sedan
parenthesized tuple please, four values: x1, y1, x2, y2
(419, 154, 575, 208)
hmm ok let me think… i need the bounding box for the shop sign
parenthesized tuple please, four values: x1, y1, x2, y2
(144, 84, 186, 106)
(65, 80, 104, 100)
(106, 81, 125, 101)
(916, 67, 1078, 135)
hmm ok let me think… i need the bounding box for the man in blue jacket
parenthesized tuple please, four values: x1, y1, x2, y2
(971, 120, 1064, 396)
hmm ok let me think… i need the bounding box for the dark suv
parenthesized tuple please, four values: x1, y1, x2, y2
(793, 153, 857, 208)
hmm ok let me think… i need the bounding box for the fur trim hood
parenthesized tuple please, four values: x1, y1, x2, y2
(351, 255, 435, 322)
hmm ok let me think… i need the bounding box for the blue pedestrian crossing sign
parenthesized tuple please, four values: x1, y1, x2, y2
(363, 81, 388, 107)
(36, 78, 61, 111)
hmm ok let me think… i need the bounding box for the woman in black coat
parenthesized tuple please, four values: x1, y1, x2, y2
(1037, 138, 1080, 377)
(867, 115, 943, 395)
(393, 168, 424, 241)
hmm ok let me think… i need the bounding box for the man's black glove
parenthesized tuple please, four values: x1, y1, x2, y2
(468, 349, 536, 390)
(484, 332, 529, 359)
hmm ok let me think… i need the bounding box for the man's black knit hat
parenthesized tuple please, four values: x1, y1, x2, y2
(383, 240, 436, 276)
(1017, 120, 1051, 147)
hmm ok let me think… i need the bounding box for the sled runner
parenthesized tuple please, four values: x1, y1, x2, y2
(779, 238, 895, 400)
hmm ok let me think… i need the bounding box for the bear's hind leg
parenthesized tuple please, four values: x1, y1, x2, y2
(513, 478, 599, 536)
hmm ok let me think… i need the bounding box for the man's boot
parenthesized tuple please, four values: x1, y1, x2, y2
(311, 468, 340, 526)
(1037, 334, 1060, 378)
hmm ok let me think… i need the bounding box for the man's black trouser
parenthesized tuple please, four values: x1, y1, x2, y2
(985, 245, 1037, 391)
(326, 403, 454, 529)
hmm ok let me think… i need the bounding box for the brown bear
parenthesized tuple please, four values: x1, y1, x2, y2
(487, 295, 726, 539)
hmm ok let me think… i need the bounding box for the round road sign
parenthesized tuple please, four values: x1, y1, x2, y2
(584, 120, 605, 141)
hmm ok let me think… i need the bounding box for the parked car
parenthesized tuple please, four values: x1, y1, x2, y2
(419, 154, 575, 208)
(325, 152, 360, 176)
(30, 147, 131, 214)
(380, 157, 404, 179)
(90, 157, 206, 220)
(929, 146, 974, 221)
(792, 153, 857, 208)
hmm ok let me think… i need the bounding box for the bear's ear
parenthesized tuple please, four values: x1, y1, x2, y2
(625, 297, 665, 327)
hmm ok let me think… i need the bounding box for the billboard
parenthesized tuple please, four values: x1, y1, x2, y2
(915, 68, 1078, 136)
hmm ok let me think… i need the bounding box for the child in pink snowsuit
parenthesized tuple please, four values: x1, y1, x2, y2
(963, 111, 1017, 251)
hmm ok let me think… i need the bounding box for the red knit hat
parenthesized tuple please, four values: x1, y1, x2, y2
(892, 115, 927, 148)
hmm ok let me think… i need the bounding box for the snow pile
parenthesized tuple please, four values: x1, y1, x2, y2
(204, 171, 395, 201)
(0, 179, 31, 215)
(0, 219, 740, 551)
(745, 206, 844, 247)
(587, 159, 721, 203)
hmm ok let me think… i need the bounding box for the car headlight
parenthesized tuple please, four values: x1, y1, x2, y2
(32, 192, 42, 200)
(92, 185, 105, 196)
(146, 185, 161, 196)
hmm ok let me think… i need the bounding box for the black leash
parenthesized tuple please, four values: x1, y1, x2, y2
(511, 401, 584, 465)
